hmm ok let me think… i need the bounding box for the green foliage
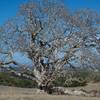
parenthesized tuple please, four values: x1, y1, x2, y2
(64, 78, 87, 87)
(0, 70, 100, 88)
(53, 70, 90, 87)
(75, 69, 100, 82)
(53, 76, 66, 87)
(53, 75, 87, 87)
(0, 72, 38, 88)
(87, 71, 100, 82)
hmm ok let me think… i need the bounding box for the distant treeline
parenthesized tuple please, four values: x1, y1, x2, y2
(0, 72, 37, 88)
(0, 70, 100, 88)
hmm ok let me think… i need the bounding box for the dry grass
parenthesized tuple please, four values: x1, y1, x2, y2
(66, 82, 100, 91)
(0, 83, 100, 100)
(0, 94, 100, 100)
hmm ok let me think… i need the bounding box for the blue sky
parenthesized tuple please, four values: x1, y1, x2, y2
(0, 0, 100, 25)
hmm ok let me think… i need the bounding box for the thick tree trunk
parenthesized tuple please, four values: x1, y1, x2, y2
(38, 82, 53, 94)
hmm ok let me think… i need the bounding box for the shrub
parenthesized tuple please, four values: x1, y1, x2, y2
(0, 72, 38, 88)
(64, 78, 87, 87)
(88, 71, 100, 82)
(53, 70, 88, 87)
(53, 76, 66, 87)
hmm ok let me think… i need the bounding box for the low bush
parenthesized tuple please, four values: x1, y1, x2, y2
(64, 78, 87, 87)
(0, 72, 38, 88)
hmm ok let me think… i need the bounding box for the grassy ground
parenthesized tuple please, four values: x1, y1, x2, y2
(66, 82, 100, 91)
(0, 95, 100, 100)
(0, 83, 100, 100)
